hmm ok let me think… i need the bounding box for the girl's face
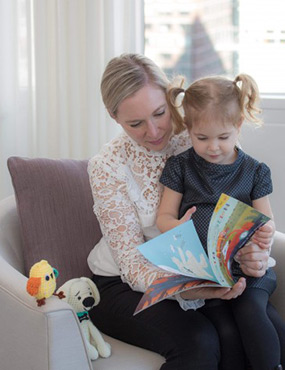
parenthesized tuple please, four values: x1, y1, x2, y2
(113, 84, 173, 151)
(188, 120, 241, 164)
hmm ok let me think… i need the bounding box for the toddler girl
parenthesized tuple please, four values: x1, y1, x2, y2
(157, 74, 284, 370)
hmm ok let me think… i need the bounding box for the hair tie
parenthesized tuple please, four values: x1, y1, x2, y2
(174, 90, 185, 108)
(234, 77, 241, 89)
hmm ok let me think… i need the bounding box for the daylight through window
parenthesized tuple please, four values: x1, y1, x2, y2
(144, 0, 285, 94)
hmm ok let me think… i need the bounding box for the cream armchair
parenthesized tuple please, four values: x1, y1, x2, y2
(0, 195, 165, 370)
(0, 157, 284, 370)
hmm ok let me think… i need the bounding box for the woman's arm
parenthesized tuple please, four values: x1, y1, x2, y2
(88, 157, 173, 293)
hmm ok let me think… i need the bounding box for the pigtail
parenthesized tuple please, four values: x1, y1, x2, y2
(234, 74, 262, 126)
(166, 76, 187, 134)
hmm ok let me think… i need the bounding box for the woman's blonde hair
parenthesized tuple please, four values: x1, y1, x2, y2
(166, 74, 262, 132)
(101, 53, 170, 117)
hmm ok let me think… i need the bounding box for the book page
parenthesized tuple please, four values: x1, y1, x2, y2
(138, 220, 218, 282)
(134, 275, 221, 315)
(208, 193, 270, 286)
(135, 194, 270, 314)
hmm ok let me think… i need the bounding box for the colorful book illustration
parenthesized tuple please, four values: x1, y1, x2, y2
(134, 193, 270, 314)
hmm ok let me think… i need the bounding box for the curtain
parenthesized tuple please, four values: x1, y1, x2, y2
(0, 0, 144, 199)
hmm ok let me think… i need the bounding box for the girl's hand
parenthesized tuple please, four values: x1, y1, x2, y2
(156, 187, 195, 232)
(179, 206, 196, 224)
(251, 221, 275, 249)
(180, 278, 246, 301)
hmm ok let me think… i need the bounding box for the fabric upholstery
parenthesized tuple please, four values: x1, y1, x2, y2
(0, 253, 93, 370)
(1, 193, 285, 370)
(7, 157, 101, 286)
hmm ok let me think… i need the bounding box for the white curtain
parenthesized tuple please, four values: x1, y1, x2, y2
(0, 0, 144, 199)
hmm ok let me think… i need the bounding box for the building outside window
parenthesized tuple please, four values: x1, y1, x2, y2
(144, 0, 285, 231)
(144, 0, 285, 94)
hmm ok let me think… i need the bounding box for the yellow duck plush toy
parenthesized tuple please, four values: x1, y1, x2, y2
(26, 260, 65, 306)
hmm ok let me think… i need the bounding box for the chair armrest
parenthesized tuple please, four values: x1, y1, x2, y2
(272, 230, 285, 251)
(270, 231, 285, 320)
(0, 256, 92, 370)
(0, 195, 25, 273)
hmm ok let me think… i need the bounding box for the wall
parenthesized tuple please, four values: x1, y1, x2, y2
(240, 96, 285, 232)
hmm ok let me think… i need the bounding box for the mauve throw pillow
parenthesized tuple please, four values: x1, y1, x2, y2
(7, 157, 102, 286)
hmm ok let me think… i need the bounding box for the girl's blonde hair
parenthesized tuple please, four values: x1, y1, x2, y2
(166, 74, 262, 132)
(101, 53, 170, 117)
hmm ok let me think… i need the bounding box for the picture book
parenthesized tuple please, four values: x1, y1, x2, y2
(134, 193, 270, 314)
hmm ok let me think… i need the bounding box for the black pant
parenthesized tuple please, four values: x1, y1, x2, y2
(228, 288, 285, 369)
(90, 275, 240, 369)
(201, 289, 285, 370)
(90, 275, 285, 370)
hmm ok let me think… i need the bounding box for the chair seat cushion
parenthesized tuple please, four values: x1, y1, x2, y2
(8, 156, 102, 285)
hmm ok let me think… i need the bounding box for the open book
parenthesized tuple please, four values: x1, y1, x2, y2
(134, 193, 270, 314)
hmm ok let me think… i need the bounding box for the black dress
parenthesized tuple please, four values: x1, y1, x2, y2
(160, 147, 276, 294)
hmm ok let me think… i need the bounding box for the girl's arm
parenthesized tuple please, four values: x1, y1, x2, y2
(252, 195, 275, 248)
(156, 186, 196, 233)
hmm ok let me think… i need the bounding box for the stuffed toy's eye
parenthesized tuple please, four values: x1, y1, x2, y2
(53, 268, 59, 278)
(45, 274, 50, 281)
(77, 296, 81, 300)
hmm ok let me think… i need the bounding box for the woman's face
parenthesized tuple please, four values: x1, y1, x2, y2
(114, 84, 173, 151)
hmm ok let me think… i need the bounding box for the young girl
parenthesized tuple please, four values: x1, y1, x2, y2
(157, 74, 284, 370)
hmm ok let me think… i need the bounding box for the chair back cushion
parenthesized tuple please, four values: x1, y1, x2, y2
(8, 157, 102, 286)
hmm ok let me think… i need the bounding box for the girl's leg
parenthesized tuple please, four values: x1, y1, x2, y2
(90, 275, 220, 370)
(230, 288, 280, 370)
(267, 302, 285, 367)
(200, 299, 247, 370)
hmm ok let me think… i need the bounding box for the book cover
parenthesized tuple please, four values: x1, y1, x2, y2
(134, 193, 270, 314)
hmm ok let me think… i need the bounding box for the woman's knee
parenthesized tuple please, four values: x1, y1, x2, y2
(170, 318, 220, 360)
(231, 288, 268, 319)
(192, 322, 220, 347)
(163, 325, 220, 370)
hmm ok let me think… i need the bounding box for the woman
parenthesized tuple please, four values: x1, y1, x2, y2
(87, 53, 277, 370)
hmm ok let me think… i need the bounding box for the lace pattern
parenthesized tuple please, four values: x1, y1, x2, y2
(88, 130, 191, 292)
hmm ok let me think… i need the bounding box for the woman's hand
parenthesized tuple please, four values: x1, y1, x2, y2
(180, 277, 246, 301)
(235, 241, 270, 277)
(235, 221, 275, 277)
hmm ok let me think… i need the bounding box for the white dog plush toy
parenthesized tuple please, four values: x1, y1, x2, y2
(57, 277, 111, 360)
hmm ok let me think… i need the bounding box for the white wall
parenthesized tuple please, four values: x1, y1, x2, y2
(240, 96, 285, 232)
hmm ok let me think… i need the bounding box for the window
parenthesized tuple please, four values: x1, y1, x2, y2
(144, 0, 285, 94)
(144, 0, 285, 231)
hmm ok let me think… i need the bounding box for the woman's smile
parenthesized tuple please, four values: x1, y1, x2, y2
(115, 84, 173, 151)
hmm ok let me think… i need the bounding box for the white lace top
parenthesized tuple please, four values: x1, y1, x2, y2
(87, 130, 191, 293)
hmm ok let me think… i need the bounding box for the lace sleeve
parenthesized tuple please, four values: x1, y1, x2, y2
(88, 156, 171, 293)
